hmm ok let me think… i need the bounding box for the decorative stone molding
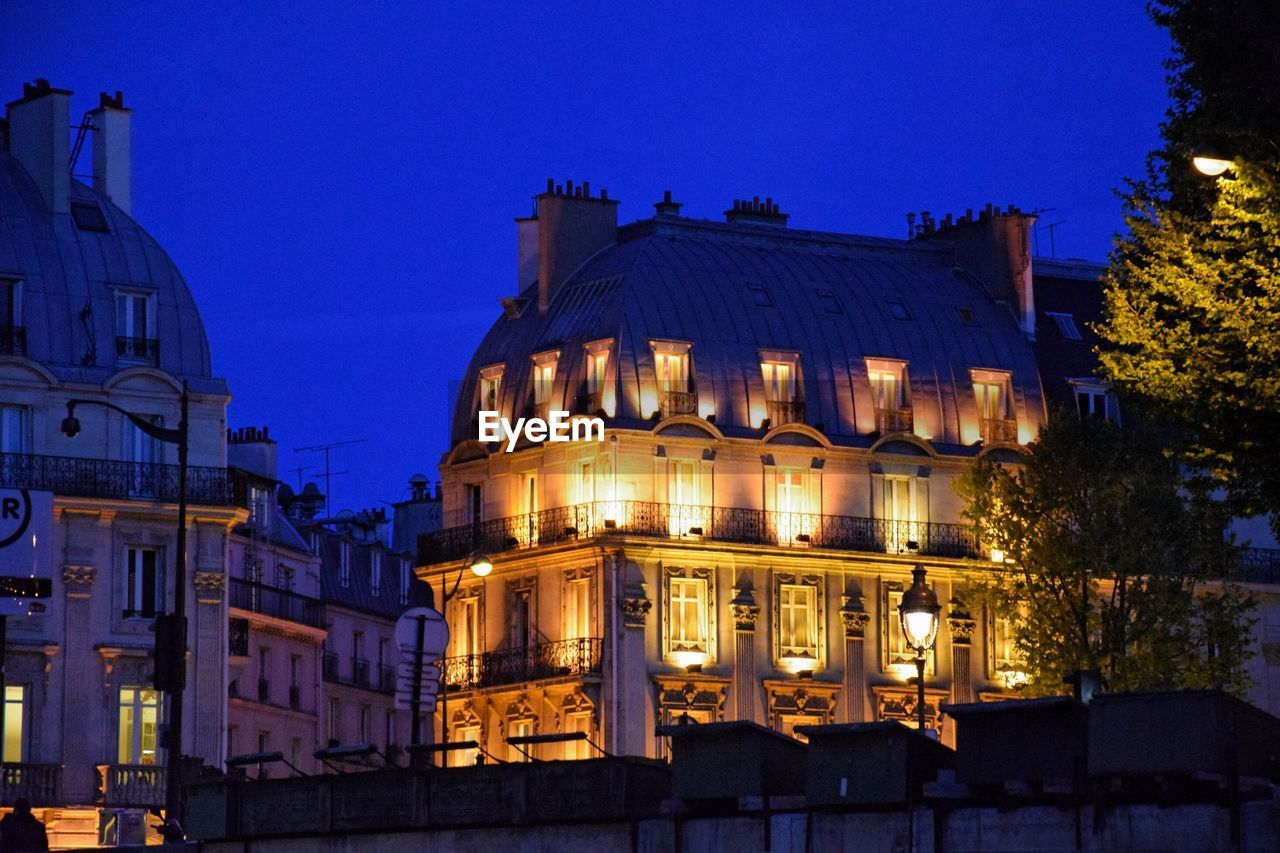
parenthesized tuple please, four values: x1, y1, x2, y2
(947, 596, 976, 645)
(730, 587, 760, 631)
(871, 684, 950, 733)
(654, 673, 729, 720)
(840, 595, 871, 638)
(763, 678, 840, 731)
(62, 565, 96, 598)
(194, 571, 226, 603)
(620, 595, 651, 627)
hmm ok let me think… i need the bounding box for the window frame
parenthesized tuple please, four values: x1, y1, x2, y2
(662, 567, 715, 663)
(773, 572, 823, 666)
(124, 545, 162, 619)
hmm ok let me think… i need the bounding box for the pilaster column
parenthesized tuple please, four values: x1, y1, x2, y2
(192, 567, 226, 765)
(839, 596, 870, 722)
(730, 588, 760, 723)
(60, 510, 100, 804)
(947, 598, 977, 705)
(617, 584, 651, 757)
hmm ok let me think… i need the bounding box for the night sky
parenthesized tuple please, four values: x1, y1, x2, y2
(4, 2, 1171, 513)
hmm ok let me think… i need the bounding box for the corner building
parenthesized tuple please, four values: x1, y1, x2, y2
(421, 183, 1072, 761)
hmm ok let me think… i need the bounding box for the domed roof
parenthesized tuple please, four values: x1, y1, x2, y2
(0, 150, 224, 391)
(451, 213, 1044, 450)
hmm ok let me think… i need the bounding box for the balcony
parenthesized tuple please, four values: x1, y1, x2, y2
(229, 578, 325, 628)
(441, 637, 602, 693)
(875, 406, 914, 435)
(116, 335, 160, 365)
(420, 500, 982, 566)
(0, 325, 26, 356)
(0, 451, 236, 505)
(980, 417, 1018, 444)
(98, 763, 165, 809)
(660, 390, 697, 418)
(767, 399, 806, 426)
(1240, 548, 1280, 584)
(0, 763, 60, 806)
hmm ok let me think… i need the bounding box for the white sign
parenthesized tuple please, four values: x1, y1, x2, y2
(477, 410, 604, 453)
(0, 489, 52, 576)
(394, 607, 450, 711)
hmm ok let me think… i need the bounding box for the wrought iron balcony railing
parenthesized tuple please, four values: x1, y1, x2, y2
(321, 654, 394, 694)
(767, 399, 806, 426)
(875, 406, 914, 435)
(0, 763, 60, 806)
(98, 763, 165, 809)
(116, 335, 160, 365)
(0, 325, 26, 356)
(419, 500, 982, 565)
(0, 451, 237, 505)
(441, 637, 602, 693)
(980, 417, 1018, 444)
(228, 577, 325, 628)
(660, 390, 698, 418)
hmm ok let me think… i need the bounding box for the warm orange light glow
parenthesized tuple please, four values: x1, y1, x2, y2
(671, 650, 708, 670)
(1192, 155, 1232, 177)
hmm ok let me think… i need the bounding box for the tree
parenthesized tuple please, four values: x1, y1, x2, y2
(1097, 0, 1280, 536)
(955, 412, 1254, 697)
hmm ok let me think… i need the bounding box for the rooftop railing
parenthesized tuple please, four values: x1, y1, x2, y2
(980, 417, 1018, 444)
(875, 406, 914, 435)
(767, 399, 806, 426)
(116, 335, 160, 365)
(229, 577, 325, 628)
(0, 451, 237, 505)
(441, 637, 602, 693)
(419, 500, 981, 565)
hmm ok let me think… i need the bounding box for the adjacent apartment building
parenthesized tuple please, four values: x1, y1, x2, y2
(417, 181, 1280, 762)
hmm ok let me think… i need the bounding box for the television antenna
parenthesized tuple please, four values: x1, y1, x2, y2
(293, 439, 366, 510)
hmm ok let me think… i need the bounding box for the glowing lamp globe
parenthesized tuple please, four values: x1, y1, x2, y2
(898, 567, 940, 653)
(467, 552, 493, 578)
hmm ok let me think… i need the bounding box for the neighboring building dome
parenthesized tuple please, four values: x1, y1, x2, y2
(450, 186, 1044, 451)
(0, 86, 224, 392)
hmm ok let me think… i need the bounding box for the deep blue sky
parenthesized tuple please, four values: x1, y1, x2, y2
(4, 2, 1171, 512)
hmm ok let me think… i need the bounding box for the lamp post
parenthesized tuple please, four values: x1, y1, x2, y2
(1191, 143, 1234, 177)
(898, 565, 940, 733)
(62, 382, 190, 825)
(425, 550, 491, 760)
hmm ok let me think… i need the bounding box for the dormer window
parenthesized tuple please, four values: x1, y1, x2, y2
(867, 358, 911, 434)
(115, 290, 158, 365)
(580, 340, 612, 415)
(761, 351, 803, 426)
(0, 279, 24, 356)
(652, 341, 695, 418)
(529, 351, 558, 420)
(1046, 312, 1083, 341)
(972, 370, 1016, 443)
(477, 365, 503, 415)
(1072, 380, 1121, 424)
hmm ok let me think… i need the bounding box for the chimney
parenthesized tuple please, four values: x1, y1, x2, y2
(532, 178, 619, 313)
(917, 204, 1038, 338)
(654, 190, 682, 218)
(227, 425, 278, 481)
(515, 199, 539, 293)
(6, 79, 72, 214)
(90, 91, 132, 215)
(724, 196, 789, 227)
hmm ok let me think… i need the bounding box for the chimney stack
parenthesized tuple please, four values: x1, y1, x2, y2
(227, 425, 278, 481)
(90, 90, 132, 215)
(654, 189, 682, 218)
(914, 203, 1039, 338)
(724, 196, 789, 227)
(528, 178, 619, 313)
(6, 79, 72, 214)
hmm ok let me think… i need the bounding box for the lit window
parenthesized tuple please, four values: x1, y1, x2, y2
(986, 607, 1029, 689)
(453, 592, 482, 658)
(508, 718, 534, 762)
(668, 576, 709, 657)
(565, 575, 591, 639)
(867, 359, 911, 433)
(655, 352, 688, 392)
(118, 687, 161, 765)
(452, 724, 481, 767)
(0, 405, 29, 454)
(563, 712, 592, 760)
(1045, 312, 1082, 341)
(585, 350, 608, 397)
(778, 581, 818, 660)
(371, 551, 383, 596)
(530, 353, 558, 418)
(972, 371, 1016, 443)
(879, 475, 920, 553)
(761, 354, 803, 424)
(652, 341, 695, 417)
(3, 686, 23, 762)
(125, 547, 161, 618)
(478, 365, 503, 414)
(881, 581, 934, 676)
(339, 542, 351, 587)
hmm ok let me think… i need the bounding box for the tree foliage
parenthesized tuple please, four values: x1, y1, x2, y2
(955, 413, 1254, 697)
(1098, 0, 1280, 535)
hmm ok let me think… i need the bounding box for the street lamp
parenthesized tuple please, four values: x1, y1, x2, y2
(1191, 144, 1234, 177)
(898, 565, 940, 733)
(424, 551, 492, 759)
(63, 382, 190, 827)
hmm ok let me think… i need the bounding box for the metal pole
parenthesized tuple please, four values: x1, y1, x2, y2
(409, 614, 426, 747)
(164, 382, 189, 824)
(916, 653, 926, 733)
(438, 584, 449, 764)
(0, 615, 7, 764)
